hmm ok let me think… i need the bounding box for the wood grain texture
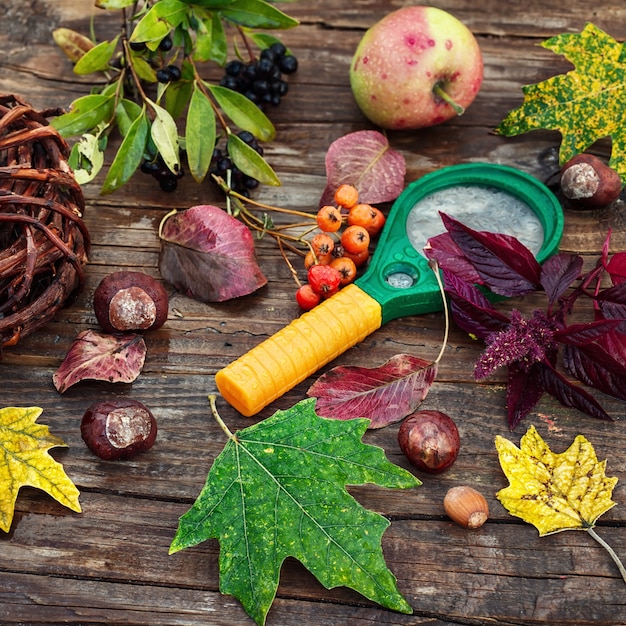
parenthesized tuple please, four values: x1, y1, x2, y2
(2, 1, 626, 624)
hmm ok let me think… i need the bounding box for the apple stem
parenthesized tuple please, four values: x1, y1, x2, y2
(433, 82, 465, 116)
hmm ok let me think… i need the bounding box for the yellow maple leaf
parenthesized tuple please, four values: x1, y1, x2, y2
(0, 407, 81, 532)
(495, 425, 617, 536)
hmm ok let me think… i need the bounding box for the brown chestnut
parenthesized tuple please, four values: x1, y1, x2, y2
(93, 271, 168, 333)
(559, 154, 622, 208)
(398, 410, 460, 474)
(81, 398, 158, 460)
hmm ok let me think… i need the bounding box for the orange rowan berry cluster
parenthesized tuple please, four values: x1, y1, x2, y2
(295, 184, 386, 311)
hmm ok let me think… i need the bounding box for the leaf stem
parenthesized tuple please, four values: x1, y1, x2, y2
(588, 526, 626, 584)
(208, 394, 237, 442)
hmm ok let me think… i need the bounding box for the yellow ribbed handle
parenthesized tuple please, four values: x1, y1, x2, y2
(215, 284, 382, 416)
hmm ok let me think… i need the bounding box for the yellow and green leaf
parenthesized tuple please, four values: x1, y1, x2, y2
(0, 407, 81, 532)
(496, 23, 626, 183)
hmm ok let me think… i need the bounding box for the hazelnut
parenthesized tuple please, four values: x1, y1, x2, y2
(93, 271, 168, 333)
(559, 154, 622, 208)
(398, 410, 460, 474)
(444, 485, 489, 529)
(81, 398, 158, 461)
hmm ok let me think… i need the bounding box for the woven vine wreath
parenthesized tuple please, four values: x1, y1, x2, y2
(0, 94, 89, 348)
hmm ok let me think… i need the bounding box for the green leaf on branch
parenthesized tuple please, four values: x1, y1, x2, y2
(73, 36, 119, 75)
(130, 0, 188, 49)
(227, 132, 280, 186)
(186, 85, 216, 182)
(496, 22, 626, 183)
(207, 84, 275, 141)
(170, 398, 418, 625)
(102, 108, 150, 194)
(220, 0, 299, 30)
(51, 94, 115, 137)
(67, 133, 106, 185)
(96, 0, 137, 8)
(149, 100, 181, 174)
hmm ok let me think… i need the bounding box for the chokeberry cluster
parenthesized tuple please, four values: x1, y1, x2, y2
(208, 130, 264, 197)
(295, 185, 386, 311)
(140, 155, 184, 192)
(219, 43, 298, 110)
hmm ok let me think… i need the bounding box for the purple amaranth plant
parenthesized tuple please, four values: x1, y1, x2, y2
(425, 212, 626, 429)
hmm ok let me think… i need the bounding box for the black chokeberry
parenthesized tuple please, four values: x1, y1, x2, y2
(156, 68, 171, 83)
(279, 54, 298, 74)
(158, 35, 173, 51)
(166, 65, 181, 81)
(225, 60, 245, 76)
(237, 130, 255, 144)
(269, 42, 287, 57)
(159, 175, 178, 192)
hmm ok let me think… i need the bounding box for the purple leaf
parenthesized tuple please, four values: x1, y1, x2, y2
(159, 205, 267, 303)
(595, 280, 626, 306)
(535, 361, 613, 421)
(540, 253, 583, 304)
(424, 233, 482, 284)
(441, 212, 541, 297)
(442, 269, 510, 339)
(53, 330, 146, 393)
(563, 343, 626, 402)
(595, 328, 626, 368)
(307, 354, 437, 429)
(506, 364, 545, 430)
(554, 319, 623, 346)
(319, 131, 406, 207)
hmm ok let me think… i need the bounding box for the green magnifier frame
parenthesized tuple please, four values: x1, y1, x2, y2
(216, 162, 565, 416)
(361, 162, 564, 324)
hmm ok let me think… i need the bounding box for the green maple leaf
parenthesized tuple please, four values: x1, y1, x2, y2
(496, 22, 626, 182)
(169, 398, 419, 625)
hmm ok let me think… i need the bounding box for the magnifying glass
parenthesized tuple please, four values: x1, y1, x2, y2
(215, 163, 564, 416)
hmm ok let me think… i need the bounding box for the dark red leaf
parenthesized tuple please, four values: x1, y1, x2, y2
(539, 253, 583, 304)
(534, 361, 612, 421)
(424, 233, 482, 284)
(442, 270, 510, 339)
(563, 343, 626, 402)
(307, 354, 437, 429)
(595, 327, 626, 367)
(595, 280, 626, 306)
(506, 364, 545, 430)
(53, 330, 146, 393)
(554, 319, 623, 346)
(606, 251, 626, 285)
(319, 130, 406, 207)
(440, 212, 541, 297)
(159, 205, 267, 302)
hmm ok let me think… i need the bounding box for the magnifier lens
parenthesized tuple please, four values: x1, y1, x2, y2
(406, 184, 545, 256)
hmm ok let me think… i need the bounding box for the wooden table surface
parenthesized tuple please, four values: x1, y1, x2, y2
(3, 1, 626, 624)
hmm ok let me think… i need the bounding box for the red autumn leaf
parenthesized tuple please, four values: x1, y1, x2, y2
(319, 130, 406, 207)
(53, 330, 146, 393)
(158, 205, 267, 303)
(307, 354, 437, 429)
